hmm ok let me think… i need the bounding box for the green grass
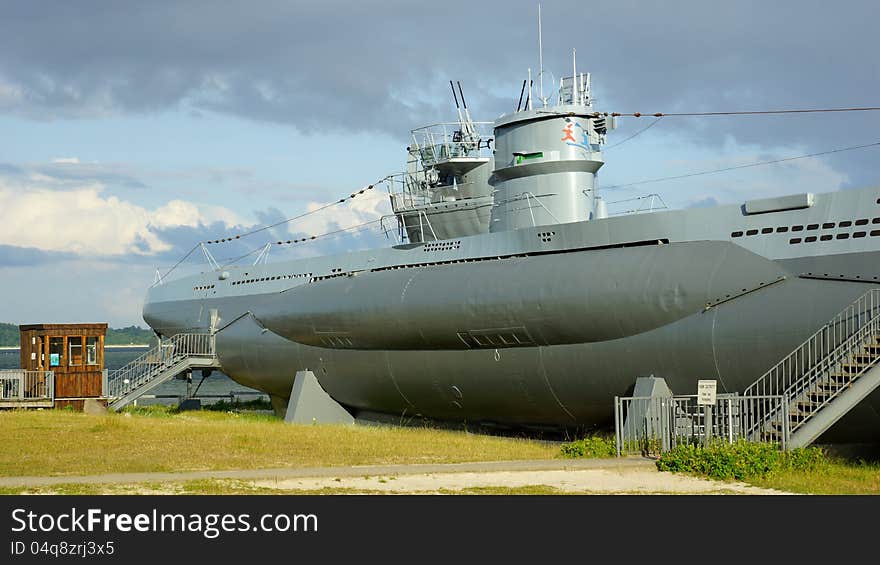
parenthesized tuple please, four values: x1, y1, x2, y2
(747, 459, 880, 494)
(655, 440, 880, 494)
(0, 408, 558, 477)
(559, 435, 617, 458)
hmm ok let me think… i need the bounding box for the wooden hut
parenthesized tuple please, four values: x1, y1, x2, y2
(19, 323, 108, 410)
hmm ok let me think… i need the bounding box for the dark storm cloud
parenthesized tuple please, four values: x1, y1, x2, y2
(1, 1, 878, 184)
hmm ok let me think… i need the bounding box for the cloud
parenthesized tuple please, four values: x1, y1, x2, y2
(0, 259, 156, 326)
(52, 157, 80, 164)
(0, 176, 243, 258)
(0, 244, 76, 267)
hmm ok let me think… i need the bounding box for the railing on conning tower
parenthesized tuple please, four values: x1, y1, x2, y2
(409, 121, 494, 168)
(386, 122, 493, 212)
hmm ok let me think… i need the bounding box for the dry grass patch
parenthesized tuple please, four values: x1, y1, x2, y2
(0, 409, 557, 477)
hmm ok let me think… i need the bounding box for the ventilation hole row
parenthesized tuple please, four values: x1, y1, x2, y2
(232, 273, 311, 286)
(732, 218, 879, 239)
(424, 240, 462, 252)
(789, 231, 880, 244)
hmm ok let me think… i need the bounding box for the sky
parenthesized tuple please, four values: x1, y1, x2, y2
(1, 0, 878, 327)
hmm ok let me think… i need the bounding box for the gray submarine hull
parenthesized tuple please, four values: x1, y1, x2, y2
(144, 240, 880, 440)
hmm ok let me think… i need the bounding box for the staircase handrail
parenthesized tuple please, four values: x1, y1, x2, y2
(743, 289, 880, 399)
(107, 333, 216, 398)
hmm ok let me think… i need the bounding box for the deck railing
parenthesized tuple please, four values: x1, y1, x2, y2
(0, 370, 54, 402)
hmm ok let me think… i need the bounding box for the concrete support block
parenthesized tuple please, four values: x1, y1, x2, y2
(285, 370, 354, 425)
(83, 398, 108, 415)
(623, 376, 674, 442)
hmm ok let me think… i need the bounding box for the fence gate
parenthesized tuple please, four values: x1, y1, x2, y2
(614, 394, 789, 456)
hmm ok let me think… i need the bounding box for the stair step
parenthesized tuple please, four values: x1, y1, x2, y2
(827, 373, 853, 384)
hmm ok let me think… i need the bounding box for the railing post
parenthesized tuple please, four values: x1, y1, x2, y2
(614, 396, 621, 457)
(782, 395, 789, 451)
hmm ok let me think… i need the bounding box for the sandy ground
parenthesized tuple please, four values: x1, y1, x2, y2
(251, 467, 785, 494)
(1, 458, 788, 494)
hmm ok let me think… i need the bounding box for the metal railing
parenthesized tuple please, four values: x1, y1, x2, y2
(0, 370, 54, 402)
(107, 333, 216, 399)
(614, 393, 788, 456)
(409, 122, 494, 166)
(742, 288, 880, 435)
(606, 194, 669, 216)
(745, 289, 880, 399)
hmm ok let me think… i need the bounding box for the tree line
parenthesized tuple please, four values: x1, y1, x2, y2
(0, 323, 154, 347)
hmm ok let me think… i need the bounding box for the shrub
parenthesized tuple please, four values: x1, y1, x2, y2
(560, 436, 617, 458)
(656, 440, 827, 480)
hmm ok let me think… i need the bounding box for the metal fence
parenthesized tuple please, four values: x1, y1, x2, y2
(0, 370, 54, 402)
(614, 393, 789, 456)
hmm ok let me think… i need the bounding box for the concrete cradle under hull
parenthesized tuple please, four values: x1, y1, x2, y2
(206, 277, 880, 441)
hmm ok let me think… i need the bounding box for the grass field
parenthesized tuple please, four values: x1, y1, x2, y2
(0, 407, 558, 478)
(746, 460, 880, 494)
(2, 408, 878, 495)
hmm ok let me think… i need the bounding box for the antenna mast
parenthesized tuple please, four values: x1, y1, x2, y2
(538, 4, 545, 107)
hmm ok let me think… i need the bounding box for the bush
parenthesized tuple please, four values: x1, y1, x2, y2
(656, 440, 827, 480)
(203, 398, 272, 412)
(560, 436, 617, 458)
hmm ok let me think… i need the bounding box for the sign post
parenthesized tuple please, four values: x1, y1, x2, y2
(697, 380, 717, 446)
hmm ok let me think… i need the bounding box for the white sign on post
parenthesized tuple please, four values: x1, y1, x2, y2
(697, 380, 717, 406)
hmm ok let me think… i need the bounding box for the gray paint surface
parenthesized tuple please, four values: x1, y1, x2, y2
(142, 77, 880, 442)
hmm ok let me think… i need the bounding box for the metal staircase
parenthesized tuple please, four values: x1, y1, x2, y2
(743, 288, 880, 448)
(107, 333, 220, 411)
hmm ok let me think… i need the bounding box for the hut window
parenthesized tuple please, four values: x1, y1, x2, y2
(49, 337, 63, 367)
(86, 337, 98, 365)
(68, 337, 83, 366)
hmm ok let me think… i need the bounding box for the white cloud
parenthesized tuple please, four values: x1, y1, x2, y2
(291, 188, 392, 239)
(51, 157, 80, 165)
(0, 177, 241, 256)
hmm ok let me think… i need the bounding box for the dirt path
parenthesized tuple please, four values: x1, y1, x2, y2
(0, 457, 786, 494)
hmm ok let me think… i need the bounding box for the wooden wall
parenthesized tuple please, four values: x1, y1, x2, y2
(18, 324, 107, 400)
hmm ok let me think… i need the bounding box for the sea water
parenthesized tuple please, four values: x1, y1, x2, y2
(0, 347, 267, 406)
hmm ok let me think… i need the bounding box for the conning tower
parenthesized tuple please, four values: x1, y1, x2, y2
(489, 71, 615, 232)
